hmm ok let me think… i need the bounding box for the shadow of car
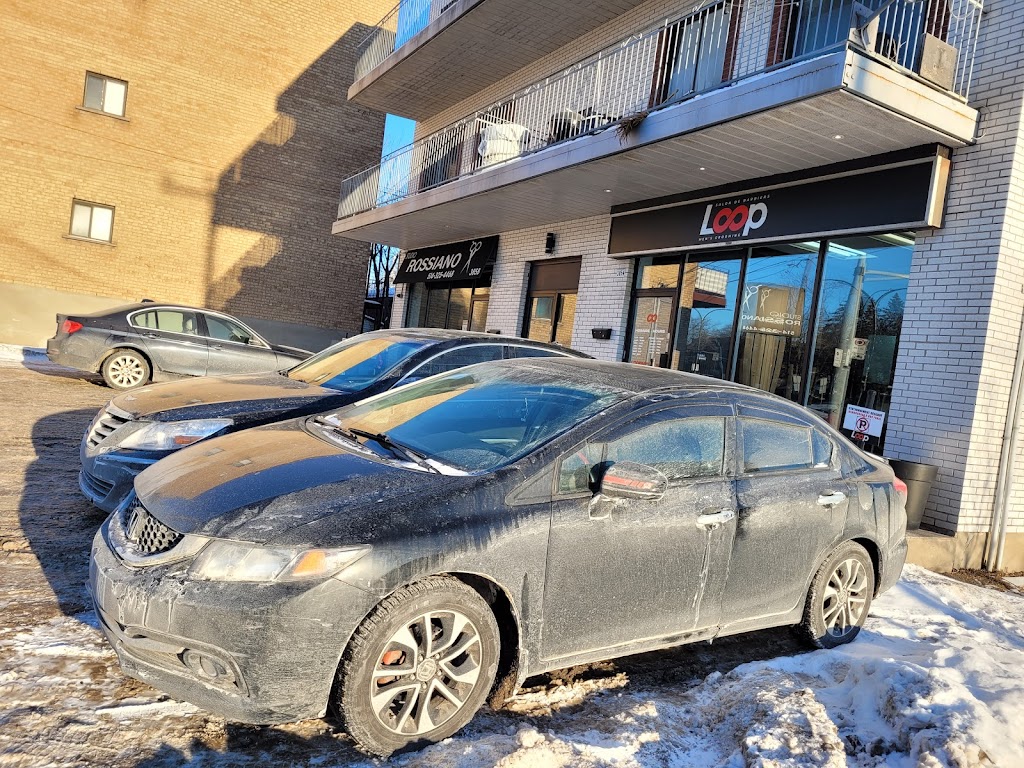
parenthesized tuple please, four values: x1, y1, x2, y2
(90, 358, 908, 757)
(46, 302, 310, 390)
(80, 328, 588, 513)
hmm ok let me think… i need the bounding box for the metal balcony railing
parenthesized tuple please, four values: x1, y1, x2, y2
(340, 0, 983, 221)
(355, 0, 458, 82)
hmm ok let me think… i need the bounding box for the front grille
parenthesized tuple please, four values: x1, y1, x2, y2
(87, 408, 131, 448)
(122, 498, 182, 556)
(81, 470, 114, 499)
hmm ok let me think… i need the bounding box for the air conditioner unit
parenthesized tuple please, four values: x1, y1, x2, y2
(917, 33, 957, 92)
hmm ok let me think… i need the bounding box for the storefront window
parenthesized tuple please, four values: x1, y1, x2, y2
(807, 233, 912, 451)
(405, 281, 490, 331)
(624, 233, 912, 453)
(735, 244, 819, 402)
(522, 258, 580, 345)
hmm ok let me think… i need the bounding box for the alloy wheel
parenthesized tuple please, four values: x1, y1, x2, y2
(822, 557, 869, 637)
(109, 355, 146, 387)
(370, 609, 483, 736)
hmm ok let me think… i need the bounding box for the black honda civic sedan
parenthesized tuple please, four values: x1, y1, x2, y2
(90, 359, 908, 757)
(80, 329, 586, 513)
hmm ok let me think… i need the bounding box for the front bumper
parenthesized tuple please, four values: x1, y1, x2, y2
(80, 444, 158, 514)
(89, 520, 375, 724)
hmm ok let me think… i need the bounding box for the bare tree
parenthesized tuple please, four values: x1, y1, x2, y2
(365, 242, 400, 328)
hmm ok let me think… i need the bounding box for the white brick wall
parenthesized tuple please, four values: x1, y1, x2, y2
(886, 0, 1024, 535)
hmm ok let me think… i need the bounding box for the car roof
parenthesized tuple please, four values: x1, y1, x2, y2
(78, 302, 222, 319)
(357, 328, 590, 357)
(475, 357, 756, 396)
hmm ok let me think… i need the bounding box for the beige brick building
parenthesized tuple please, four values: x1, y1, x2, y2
(1, 0, 389, 350)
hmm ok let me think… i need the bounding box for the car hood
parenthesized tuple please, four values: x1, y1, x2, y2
(110, 372, 347, 423)
(134, 419, 490, 544)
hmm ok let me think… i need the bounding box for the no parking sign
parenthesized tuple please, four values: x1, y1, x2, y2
(842, 405, 885, 438)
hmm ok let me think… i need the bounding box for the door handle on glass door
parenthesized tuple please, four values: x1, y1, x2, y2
(817, 491, 847, 506)
(696, 509, 735, 528)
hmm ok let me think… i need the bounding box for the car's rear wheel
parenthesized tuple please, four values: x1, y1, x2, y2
(102, 349, 150, 390)
(334, 576, 500, 757)
(798, 541, 874, 649)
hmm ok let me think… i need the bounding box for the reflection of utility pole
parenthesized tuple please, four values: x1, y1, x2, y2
(830, 257, 865, 426)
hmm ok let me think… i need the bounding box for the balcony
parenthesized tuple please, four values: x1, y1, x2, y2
(349, 0, 655, 120)
(336, 0, 984, 249)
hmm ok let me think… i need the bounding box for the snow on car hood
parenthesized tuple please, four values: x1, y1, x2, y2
(110, 372, 339, 422)
(134, 418, 482, 544)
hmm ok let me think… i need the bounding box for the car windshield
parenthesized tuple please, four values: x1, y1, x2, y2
(287, 335, 431, 391)
(314, 364, 627, 472)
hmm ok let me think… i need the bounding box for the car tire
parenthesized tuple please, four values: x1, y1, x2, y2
(333, 576, 500, 758)
(797, 541, 875, 649)
(101, 349, 151, 390)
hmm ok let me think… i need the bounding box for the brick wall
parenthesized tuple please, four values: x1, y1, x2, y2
(886, 0, 1024, 534)
(0, 0, 388, 338)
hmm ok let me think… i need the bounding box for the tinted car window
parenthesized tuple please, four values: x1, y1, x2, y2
(741, 418, 821, 473)
(812, 430, 833, 467)
(608, 416, 726, 481)
(407, 345, 504, 381)
(558, 443, 603, 494)
(206, 315, 254, 344)
(289, 335, 432, 391)
(326, 367, 626, 472)
(133, 310, 198, 335)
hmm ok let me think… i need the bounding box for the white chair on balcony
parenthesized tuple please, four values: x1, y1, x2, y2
(477, 120, 529, 168)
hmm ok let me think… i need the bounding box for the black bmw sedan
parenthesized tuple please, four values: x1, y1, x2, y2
(46, 302, 310, 389)
(80, 329, 586, 513)
(90, 359, 908, 757)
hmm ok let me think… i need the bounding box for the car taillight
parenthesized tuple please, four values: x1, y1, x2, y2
(62, 320, 83, 334)
(893, 477, 908, 500)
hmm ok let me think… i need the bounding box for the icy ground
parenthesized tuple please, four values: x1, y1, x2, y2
(1, 361, 1022, 767)
(0, 566, 1020, 768)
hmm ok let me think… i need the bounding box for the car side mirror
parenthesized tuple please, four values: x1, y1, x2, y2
(599, 461, 668, 501)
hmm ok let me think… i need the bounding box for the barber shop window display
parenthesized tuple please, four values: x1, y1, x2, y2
(626, 233, 912, 453)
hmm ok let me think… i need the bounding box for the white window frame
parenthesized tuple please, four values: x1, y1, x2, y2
(83, 72, 128, 117)
(69, 199, 115, 243)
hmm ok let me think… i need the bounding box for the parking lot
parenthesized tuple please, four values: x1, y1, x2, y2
(2, 357, 1022, 768)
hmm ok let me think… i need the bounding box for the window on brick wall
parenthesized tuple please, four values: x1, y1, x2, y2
(69, 200, 115, 242)
(83, 72, 127, 117)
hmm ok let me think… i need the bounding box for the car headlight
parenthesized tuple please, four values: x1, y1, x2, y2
(187, 541, 370, 582)
(117, 419, 233, 451)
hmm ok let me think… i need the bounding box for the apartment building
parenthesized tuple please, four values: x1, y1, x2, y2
(335, 0, 1024, 569)
(1, 0, 390, 350)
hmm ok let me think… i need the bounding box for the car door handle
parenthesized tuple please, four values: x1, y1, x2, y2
(143, 332, 159, 339)
(696, 509, 735, 528)
(210, 344, 223, 350)
(817, 491, 847, 507)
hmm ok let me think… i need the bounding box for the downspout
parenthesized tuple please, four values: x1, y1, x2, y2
(985, 302, 1024, 571)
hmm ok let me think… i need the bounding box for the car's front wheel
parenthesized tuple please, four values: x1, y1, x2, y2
(334, 576, 500, 757)
(101, 349, 151, 390)
(798, 541, 875, 649)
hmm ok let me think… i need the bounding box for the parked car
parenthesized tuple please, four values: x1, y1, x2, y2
(80, 329, 587, 513)
(46, 302, 310, 390)
(89, 358, 908, 756)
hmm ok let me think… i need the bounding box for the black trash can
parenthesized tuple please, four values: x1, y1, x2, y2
(887, 459, 938, 530)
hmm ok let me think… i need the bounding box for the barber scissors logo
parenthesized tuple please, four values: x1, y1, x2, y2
(461, 240, 484, 274)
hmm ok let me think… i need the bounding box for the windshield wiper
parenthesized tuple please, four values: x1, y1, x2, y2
(310, 416, 369, 449)
(347, 428, 441, 474)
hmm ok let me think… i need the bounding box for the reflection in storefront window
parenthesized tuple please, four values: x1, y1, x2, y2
(807, 233, 913, 452)
(673, 258, 742, 380)
(735, 244, 819, 402)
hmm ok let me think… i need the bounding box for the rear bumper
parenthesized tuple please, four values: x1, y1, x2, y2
(46, 338, 101, 371)
(878, 536, 908, 595)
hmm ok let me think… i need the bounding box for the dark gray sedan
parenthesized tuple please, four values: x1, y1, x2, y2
(90, 359, 908, 757)
(80, 329, 587, 513)
(46, 302, 309, 389)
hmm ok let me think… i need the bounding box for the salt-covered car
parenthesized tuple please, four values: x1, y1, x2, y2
(89, 359, 908, 757)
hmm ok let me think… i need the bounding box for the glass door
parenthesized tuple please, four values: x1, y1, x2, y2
(628, 294, 677, 366)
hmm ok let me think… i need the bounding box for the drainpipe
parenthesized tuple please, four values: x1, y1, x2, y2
(985, 303, 1024, 572)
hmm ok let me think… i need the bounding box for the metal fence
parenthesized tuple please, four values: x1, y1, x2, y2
(355, 0, 458, 81)
(341, 0, 984, 220)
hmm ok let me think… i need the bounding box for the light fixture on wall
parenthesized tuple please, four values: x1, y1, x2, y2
(544, 232, 556, 254)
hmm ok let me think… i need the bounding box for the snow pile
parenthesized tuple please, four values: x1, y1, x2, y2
(1, 565, 1021, 767)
